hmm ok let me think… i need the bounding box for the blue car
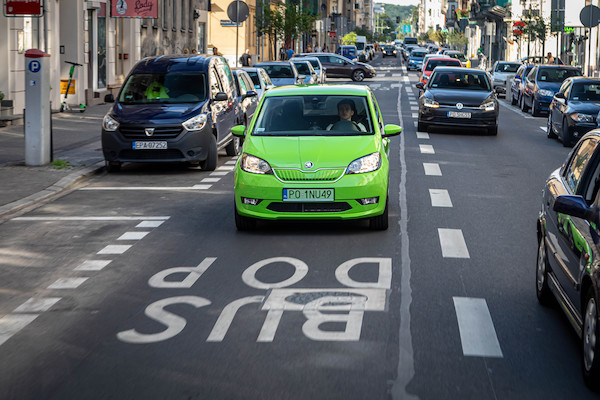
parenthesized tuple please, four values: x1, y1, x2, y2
(407, 48, 427, 71)
(521, 64, 582, 117)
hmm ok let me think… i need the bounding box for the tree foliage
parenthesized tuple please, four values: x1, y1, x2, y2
(342, 32, 358, 45)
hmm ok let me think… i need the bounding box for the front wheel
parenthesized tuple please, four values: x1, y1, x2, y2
(417, 120, 428, 132)
(520, 95, 530, 113)
(531, 100, 541, 117)
(511, 92, 518, 105)
(352, 70, 365, 82)
(562, 119, 573, 147)
(536, 237, 554, 305)
(235, 203, 257, 231)
(547, 114, 557, 139)
(225, 136, 241, 156)
(200, 134, 218, 171)
(582, 287, 600, 390)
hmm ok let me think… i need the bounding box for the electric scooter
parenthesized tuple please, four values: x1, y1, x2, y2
(60, 61, 86, 112)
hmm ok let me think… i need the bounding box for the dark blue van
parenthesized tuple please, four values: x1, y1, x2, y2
(102, 55, 239, 172)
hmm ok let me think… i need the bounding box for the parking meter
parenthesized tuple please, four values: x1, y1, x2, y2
(24, 49, 51, 166)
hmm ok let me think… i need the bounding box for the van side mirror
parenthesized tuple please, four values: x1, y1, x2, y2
(214, 92, 228, 101)
(244, 90, 257, 98)
(104, 93, 115, 103)
(415, 82, 424, 90)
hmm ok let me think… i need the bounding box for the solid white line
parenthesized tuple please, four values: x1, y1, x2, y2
(74, 260, 112, 271)
(0, 314, 39, 346)
(80, 186, 211, 191)
(201, 178, 221, 183)
(423, 163, 442, 176)
(429, 189, 453, 207)
(13, 216, 169, 221)
(13, 297, 61, 313)
(438, 228, 470, 258)
(117, 232, 149, 240)
(453, 297, 503, 358)
(391, 67, 418, 400)
(97, 245, 132, 255)
(47, 278, 89, 289)
(419, 144, 435, 154)
(416, 132, 429, 139)
(136, 220, 164, 228)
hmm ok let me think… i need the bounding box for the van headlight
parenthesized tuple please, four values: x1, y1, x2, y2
(423, 98, 440, 108)
(240, 153, 273, 174)
(346, 152, 381, 174)
(479, 101, 495, 111)
(182, 113, 208, 131)
(103, 113, 119, 132)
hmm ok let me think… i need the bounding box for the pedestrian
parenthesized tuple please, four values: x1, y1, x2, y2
(437, 47, 444, 55)
(212, 47, 220, 56)
(286, 46, 295, 60)
(547, 52, 555, 64)
(240, 49, 251, 66)
(314, 44, 321, 53)
(306, 44, 312, 53)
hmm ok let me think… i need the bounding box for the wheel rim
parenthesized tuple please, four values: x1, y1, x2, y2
(584, 297, 598, 371)
(355, 71, 364, 81)
(547, 115, 552, 134)
(233, 137, 240, 154)
(536, 239, 547, 292)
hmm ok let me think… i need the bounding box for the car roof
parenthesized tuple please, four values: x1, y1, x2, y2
(536, 64, 580, 69)
(132, 54, 217, 72)
(255, 61, 293, 66)
(568, 77, 600, 83)
(426, 57, 459, 62)
(263, 84, 370, 98)
(433, 66, 485, 73)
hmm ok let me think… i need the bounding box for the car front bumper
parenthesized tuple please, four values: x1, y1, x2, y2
(419, 106, 498, 128)
(534, 95, 553, 112)
(234, 166, 388, 221)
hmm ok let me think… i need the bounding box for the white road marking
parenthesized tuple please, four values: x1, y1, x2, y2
(201, 178, 221, 183)
(97, 245, 132, 255)
(117, 231, 149, 240)
(47, 277, 89, 289)
(13, 216, 170, 221)
(80, 185, 211, 191)
(540, 126, 546, 132)
(225, 160, 237, 165)
(74, 260, 112, 271)
(263, 288, 386, 311)
(136, 220, 165, 228)
(413, 121, 418, 128)
(409, 101, 418, 106)
(453, 297, 503, 358)
(423, 163, 442, 176)
(13, 297, 61, 313)
(419, 144, 435, 154)
(210, 171, 229, 176)
(0, 314, 39, 346)
(429, 189, 453, 207)
(438, 228, 470, 258)
(416, 132, 429, 139)
(217, 165, 235, 171)
(392, 73, 403, 77)
(411, 113, 418, 118)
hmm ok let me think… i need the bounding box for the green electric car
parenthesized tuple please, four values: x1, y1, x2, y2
(232, 84, 402, 230)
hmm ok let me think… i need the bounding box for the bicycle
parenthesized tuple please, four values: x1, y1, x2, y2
(60, 61, 86, 112)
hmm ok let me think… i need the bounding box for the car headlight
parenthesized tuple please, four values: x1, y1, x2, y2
(570, 113, 596, 123)
(538, 89, 554, 97)
(182, 113, 208, 131)
(479, 101, 495, 111)
(240, 153, 273, 174)
(102, 113, 119, 132)
(346, 152, 381, 174)
(423, 98, 440, 108)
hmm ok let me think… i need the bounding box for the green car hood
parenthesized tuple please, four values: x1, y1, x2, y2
(244, 135, 380, 169)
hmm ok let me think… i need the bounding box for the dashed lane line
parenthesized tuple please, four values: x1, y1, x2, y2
(97, 245, 132, 255)
(117, 231, 150, 240)
(453, 297, 503, 358)
(13, 298, 62, 313)
(438, 228, 470, 258)
(0, 315, 39, 346)
(12, 216, 170, 221)
(429, 189, 453, 207)
(136, 220, 164, 228)
(423, 163, 442, 176)
(419, 144, 435, 154)
(74, 260, 112, 271)
(47, 278, 89, 289)
(416, 132, 429, 139)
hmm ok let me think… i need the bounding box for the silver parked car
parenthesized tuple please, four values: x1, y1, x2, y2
(294, 56, 326, 83)
(242, 67, 274, 100)
(290, 59, 318, 84)
(253, 61, 305, 87)
(489, 61, 522, 97)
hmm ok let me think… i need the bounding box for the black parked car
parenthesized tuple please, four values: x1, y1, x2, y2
(521, 64, 582, 117)
(510, 64, 534, 106)
(294, 52, 376, 82)
(537, 130, 600, 390)
(548, 77, 600, 147)
(102, 55, 239, 172)
(416, 67, 500, 135)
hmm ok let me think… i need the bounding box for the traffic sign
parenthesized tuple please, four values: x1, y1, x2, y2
(4, 0, 42, 16)
(227, 1, 249, 23)
(580, 4, 600, 28)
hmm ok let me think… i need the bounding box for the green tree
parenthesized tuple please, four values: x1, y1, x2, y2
(342, 32, 358, 45)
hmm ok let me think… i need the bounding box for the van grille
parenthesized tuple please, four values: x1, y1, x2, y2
(119, 125, 183, 139)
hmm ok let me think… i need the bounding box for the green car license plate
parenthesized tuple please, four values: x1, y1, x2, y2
(283, 188, 334, 202)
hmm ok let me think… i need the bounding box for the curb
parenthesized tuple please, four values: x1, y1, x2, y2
(0, 160, 105, 220)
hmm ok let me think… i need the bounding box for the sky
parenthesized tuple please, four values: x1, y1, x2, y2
(377, 0, 419, 6)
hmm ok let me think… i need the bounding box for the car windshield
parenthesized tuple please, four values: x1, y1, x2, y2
(538, 68, 581, 82)
(570, 83, 600, 101)
(260, 65, 294, 78)
(384, 46, 394, 50)
(430, 71, 491, 91)
(252, 95, 374, 136)
(412, 51, 426, 58)
(425, 59, 461, 71)
(495, 63, 521, 73)
(119, 72, 207, 104)
(293, 62, 311, 75)
(304, 60, 320, 70)
(247, 71, 261, 89)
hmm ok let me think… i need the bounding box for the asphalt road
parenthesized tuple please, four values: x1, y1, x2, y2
(0, 54, 597, 399)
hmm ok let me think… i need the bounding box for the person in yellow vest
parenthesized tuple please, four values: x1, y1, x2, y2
(466, 56, 472, 69)
(145, 80, 169, 100)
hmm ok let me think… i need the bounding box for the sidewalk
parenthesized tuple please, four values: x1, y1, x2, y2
(0, 103, 112, 219)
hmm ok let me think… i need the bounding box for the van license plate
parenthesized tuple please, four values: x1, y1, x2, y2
(283, 189, 334, 202)
(133, 141, 167, 150)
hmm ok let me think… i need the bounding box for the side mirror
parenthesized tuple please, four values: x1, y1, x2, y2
(244, 90, 257, 98)
(553, 195, 598, 223)
(104, 93, 115, 103)
(231, 125, 246, 137)
(415, 82, 424, 90)
(555, 92, 565, 100)
(382, 124, 402, 137)
(214, 92, 228, 101)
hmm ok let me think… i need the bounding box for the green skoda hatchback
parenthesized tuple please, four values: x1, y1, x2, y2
(232, 84, 401, 230)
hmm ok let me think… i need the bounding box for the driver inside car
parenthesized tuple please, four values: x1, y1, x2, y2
(327, 99, 366, 131)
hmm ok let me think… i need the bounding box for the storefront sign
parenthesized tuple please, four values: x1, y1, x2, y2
(4, 0, 42, 16)
(110, 0, 158, 18)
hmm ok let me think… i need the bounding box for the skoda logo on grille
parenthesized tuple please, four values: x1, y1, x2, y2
(304, 161, 314, 169)
(145, 128, 155, 137)
(456, 103, 464, 110)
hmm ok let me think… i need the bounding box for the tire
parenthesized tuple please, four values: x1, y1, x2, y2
(531, 100, 541, 117)
(562, 119, 573, 147)
(582, 287, 600, 390)
(352, 69, 365, 82)
(225, 136, 241, 156)
(547, 114, 557, 139)
(535, 237, 554, 306)
(369, 197, 389, 231)
(200, 134, 218, 171)
(105, 160, 121, 173)
(520, 94, 530, 113)
(417, 121, 428, 132)
(235, 203, 257, 231)
(511, 92, 517, 105)
(487, 125, 498, 136)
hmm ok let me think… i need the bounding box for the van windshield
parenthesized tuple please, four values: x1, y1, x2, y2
(119, 72, 207, 104)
